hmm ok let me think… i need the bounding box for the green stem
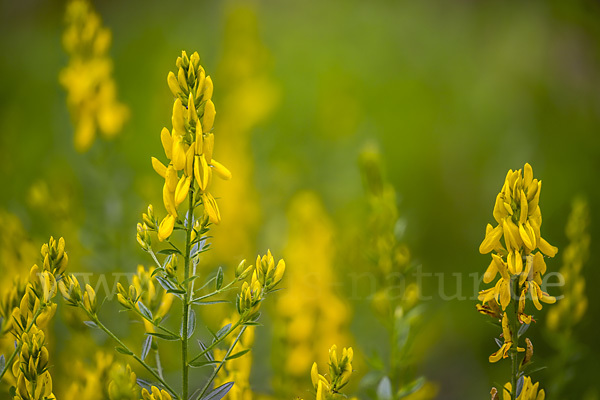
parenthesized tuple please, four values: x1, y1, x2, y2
(189, 319, 243, 364)
(131, 306, 179, 338)
(0, 307, 44, 380)
(89, 312, 179, 399)
(190, 279, 238, 303)
(193, 326, 247, 400)
(182, 177, 195, 400)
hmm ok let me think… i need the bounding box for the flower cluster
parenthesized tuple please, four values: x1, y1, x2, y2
(491, 376, 546, 400)
(141, 386, 172, 400)
(59, 0, 129, 152)
(309, 345, 354, 400)
(11, 326, 55, 400)
(478, 163, 557, 398)
(151, 51, 231, 242)
(478, 163, 557, 316)
(237, 251, 285, 320)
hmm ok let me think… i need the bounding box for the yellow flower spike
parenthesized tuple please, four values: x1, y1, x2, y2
(157, 215, 175, 242)
(202, 76, 213, 101)
(203, 99, 216, 133)
(162, 183, 178, 216)
(151, 157, 167, 178)
(167, 71, 181, 97)
(172, 137, 187, 171)
(174, 175, 191, 206)
(211, 159, 232, 180)
(161, 127, 173, 159)
(202, 132, 214, 161)
(83, 284, 97, 314)
(479, 224, 503, 254)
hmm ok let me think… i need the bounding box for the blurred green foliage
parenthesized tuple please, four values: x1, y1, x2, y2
(1, 0, 599, 399)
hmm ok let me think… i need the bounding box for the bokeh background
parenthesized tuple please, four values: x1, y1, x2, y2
(1, 0, 599, 399)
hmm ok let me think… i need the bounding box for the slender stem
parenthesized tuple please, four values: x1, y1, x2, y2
(0, 307, 44, 380)
(130, 306, 179, 338)
(189, 319, 243, 364)
(182, 177, 195, 400)
(194, 326, 247, 400)
(89, 312, 179, 399)
(190, 279, 238, 303)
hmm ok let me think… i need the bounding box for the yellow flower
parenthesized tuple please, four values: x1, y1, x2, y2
(141, 386, 172, 400)
(153, 51, 231, 241)
(489, 313, 524, 363)
(502, 376, 545, 400)
(59, 0, 128, 152)
(480, 163, 557, 257)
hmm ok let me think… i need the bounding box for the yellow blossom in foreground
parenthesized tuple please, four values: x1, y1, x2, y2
(153, 51, 231, 242)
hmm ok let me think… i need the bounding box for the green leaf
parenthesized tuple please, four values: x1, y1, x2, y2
(189, 359, 218, 368)
(198, 340, 214, 361)
(151, 268, 164, 277)
(137, 301, 153, 321)
(515, 375, 524, 398)
(188, 310, 196, 339)
(83, 321, 99, 329)
(226, 348, 250, 360)
(0, 354, 5, 373)
(156, 276, 177, 291)
(167, 288, 186, 295)
(157, 248, 181, 255)
(115, 346, 133, 355)
(518, 322, 530, 338)
(148, 332, 180, 341)
(192, 300, 229, 306)
(397, 377, 425, 398)
(215, 267, 224, 290)
(214, 323, 231, 341)
(141, 335, 152, 361)
(201, 381, 234, 400)
(182, 275, 200, 285)
(376, 376, 392, 400)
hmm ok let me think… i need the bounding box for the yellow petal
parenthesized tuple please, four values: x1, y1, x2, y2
(202, 192, 221, 224)
(203, 76, 213, 101)
(538, 237, 558, 257)
(211, 159, 232, 180)
(479, 224, 503, 254)
(163, 183, 178, 216)
(151, 157, 167, 178)
(172, 138, 186, 171)
(161, 127, 173, 159)
(167, 71, 180, 97)
(203, 100, 215, 133)
(158, 215, 175, 242)
(489, 344, 508, 363)
(174, 175, 191, 206)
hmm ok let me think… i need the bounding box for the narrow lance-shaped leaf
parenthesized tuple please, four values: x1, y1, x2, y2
(214, 323, 231, 341)
(141, 335, 152, 361)
(198, 340, 214, 361)
(215, 267, 224, 290)
(138, 301, 153, 321)
(188, 309, 196, 339)
(201, 381, 234, 400)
